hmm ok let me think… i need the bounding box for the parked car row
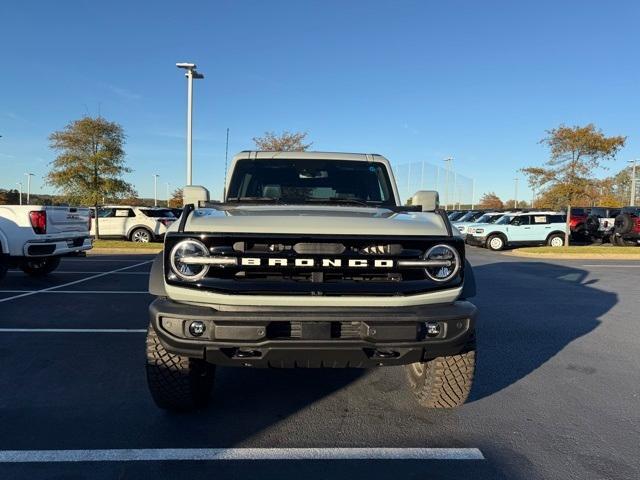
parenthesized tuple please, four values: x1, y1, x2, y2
(458, 211, 568, 251)
(451, 205, 640, 251)
(0, 204, 93, 281)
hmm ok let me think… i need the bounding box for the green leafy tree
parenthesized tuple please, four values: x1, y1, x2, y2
(522, 124, 626, 209)
(46, 116, 135, 237)
(253, 131, 312, 151)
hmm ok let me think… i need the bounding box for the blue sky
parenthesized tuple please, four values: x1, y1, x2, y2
(1, 0, 639, 203)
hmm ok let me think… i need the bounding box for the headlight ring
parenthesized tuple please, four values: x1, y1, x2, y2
(170, 239, 210, 281)
(423, 244, 461, 282)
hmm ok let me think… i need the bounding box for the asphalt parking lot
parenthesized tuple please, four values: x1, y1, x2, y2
(0, 249, 638, 480)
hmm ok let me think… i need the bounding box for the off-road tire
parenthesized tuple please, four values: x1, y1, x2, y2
(486, 234, 505, 251)
(145, 324, 215, 411)
(547, 233, 565, 247)
(406, 337, 476, 408)
(20, 256, 61, 277)
(131, 227, 153, 243)
(614, 214, 634, 235)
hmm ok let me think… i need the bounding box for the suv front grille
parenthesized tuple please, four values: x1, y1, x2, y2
(165, 233, 464, 296)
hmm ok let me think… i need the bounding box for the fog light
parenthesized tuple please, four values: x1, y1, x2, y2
(188, 321, 206, 337)
(426, 322, 441, 337)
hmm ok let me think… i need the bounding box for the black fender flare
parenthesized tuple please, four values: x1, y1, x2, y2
(149, 253, 167, 296)
(460, 259, 476, 299)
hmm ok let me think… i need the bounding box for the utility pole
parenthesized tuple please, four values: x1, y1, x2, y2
(629, 159, 638, 206)
(443, 157, 453, 210)
(471, 178, 475, 210)
(176, 63, 204, 186)
(17, 182, 23, 205)
(25, 173, 34, 205)
(153, 174, 160, 207)
(514, 177, 519, 208)
(223, 128, 230, 200)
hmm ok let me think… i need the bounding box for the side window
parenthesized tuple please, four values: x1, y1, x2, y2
(98, 208, 114, 218)
(531, 215, 548, 225)
(114, 209, 131, 218)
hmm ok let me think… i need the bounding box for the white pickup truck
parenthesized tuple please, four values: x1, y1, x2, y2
(0, 205, 92, 280)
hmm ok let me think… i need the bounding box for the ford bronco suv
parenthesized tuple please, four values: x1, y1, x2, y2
(145, 152, 477, 411)
(466, 211, 567, 250)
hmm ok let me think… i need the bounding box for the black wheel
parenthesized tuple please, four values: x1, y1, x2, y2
(20, 256, 61, 277)
(145, 323, 215, 411)
(131, 228, 153, 243)
(406, 337, 476, 408)
(486, 234, 505, 251)
(547, 233, 565, 247)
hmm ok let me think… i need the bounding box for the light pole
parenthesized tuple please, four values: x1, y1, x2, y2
(514, 177, 519, 209)
(471, 178, 475, 210)
(16, 182, 23, 205)
(176, 62, 204, 186)
(25, 173, 34, 205)
(153, 174, 160, 207)
(166, 182, 171, 207)
(629, 159, 638, 206)
(443, 157, 453, 210)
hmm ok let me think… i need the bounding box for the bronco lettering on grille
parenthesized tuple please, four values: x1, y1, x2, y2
(239, 257, 394, 268)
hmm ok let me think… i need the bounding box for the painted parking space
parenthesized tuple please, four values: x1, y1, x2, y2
(0, 250, 638, 480)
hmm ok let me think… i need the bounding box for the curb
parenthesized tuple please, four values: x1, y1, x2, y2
(506, 251, 640, 260)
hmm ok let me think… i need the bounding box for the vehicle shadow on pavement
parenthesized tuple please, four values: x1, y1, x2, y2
(468, 261, 616, 402)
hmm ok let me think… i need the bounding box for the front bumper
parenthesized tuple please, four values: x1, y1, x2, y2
(149, 297, 477, 368)
(23, 236, 93, 257)
(465, 235, 486, 247)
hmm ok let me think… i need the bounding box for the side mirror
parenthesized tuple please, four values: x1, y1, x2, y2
(183, 185, 210, 207)
(410, 190, 439, 212)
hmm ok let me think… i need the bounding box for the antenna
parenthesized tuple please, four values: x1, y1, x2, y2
(223, 128, 230, 200)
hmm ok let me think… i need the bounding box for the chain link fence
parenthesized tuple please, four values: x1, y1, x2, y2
(393, 161, 475, 208)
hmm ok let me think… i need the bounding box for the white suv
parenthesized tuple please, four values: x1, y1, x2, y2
(90, 206, 177, 242)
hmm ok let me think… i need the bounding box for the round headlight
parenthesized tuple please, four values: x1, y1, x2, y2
(170, 239, 210, 281)
(424, 244, 460, 282)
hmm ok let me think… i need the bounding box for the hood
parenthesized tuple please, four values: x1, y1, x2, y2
(176, 204, 448, 236)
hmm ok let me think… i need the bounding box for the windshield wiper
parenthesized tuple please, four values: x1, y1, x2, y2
(305, 198, 374, 207)
(226, 197, 282, 203)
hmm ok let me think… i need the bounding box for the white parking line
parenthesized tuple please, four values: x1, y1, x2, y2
(0, 290, 148, 294)
(582, 264, 640, 268)
(0, 447, 485, 462)
(7, 271, 149, 275)
(0, 328, 147, 333)
(0, 260, 152, 304)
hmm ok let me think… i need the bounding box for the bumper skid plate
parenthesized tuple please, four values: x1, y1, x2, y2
(150, 298, 477, 368)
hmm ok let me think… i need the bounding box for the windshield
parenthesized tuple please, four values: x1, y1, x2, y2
(475, 213, 502, 224)
(226, 159, 396, 206)
(140, 209, 176, 218)
(456, 211, 483, 222)
(448, 211, 466, 221)
(496, 215, 514, 225)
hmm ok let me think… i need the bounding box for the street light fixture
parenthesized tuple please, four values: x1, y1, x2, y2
(176, 62, 204, 186)
(629, 159, 638, 206)
(25, 173, 34, 205)
(153, 174, 160, 207)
